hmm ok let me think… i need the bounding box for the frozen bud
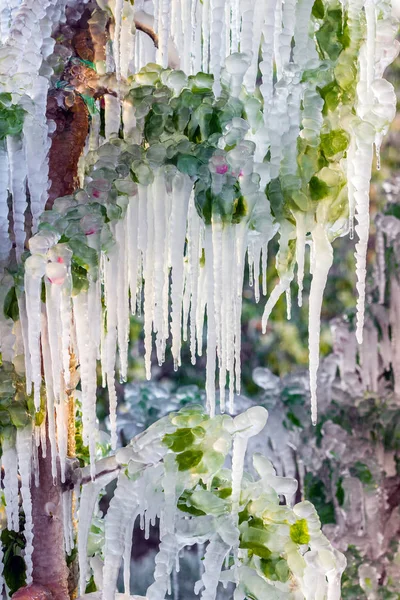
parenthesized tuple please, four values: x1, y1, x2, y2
(29, 231, 60, 255)
(46, 261, 67, 285)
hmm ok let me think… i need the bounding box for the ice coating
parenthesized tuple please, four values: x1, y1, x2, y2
(96, 407, 345, 600)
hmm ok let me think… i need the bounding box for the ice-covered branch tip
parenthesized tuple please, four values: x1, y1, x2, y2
(91, 406, 346, 600)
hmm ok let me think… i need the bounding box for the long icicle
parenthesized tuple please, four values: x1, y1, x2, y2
(308, 223, 333, 425)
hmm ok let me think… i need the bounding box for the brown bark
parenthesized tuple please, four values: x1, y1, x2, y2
(46, 92, 89, 209)
(30, 437, 70, 600)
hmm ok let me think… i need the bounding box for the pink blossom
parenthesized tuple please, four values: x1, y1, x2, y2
(216, 164, 228, 175)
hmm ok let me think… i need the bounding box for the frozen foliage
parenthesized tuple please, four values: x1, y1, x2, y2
(76, 406, 345, 600)
(0, 1, 398, 597)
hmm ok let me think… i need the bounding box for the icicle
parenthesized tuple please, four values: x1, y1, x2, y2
(277, 0, 296, 71)
(73, 292, 98, 478)
(89, 104, 101, 152)
(78, 470, 117, 596)
(103, 241, 119, 450)
(24, 76, 51, 233)
(293, 0, 316, 68)
(375, 218, 386, 304)
(24, 255, 46, 409)
(41, 309, 57, 481)
(295, 213, 307, 307)
(169, 173, 191, 369)
(120, 2, 135, 79)
(16, 424, 33, 584)
(209, 0, 225, 96)
(157, 0, 171, 68)
(181, 0, 192, 75)
(286, 286, 291, 320)
(1, 438, 19, 532)
(204, 227, 216, 417)
(273, 0, 283, 80)
(308, 224, 333, 425)
(113, 0, 123, 83)
(7, 134, 27, 262)
(123, 509, 139, 595)
(56, 389, 68, 484)
(142, 184, 154, 380)
(116, 217, 129, 382)
(104, 94, 121, 140)
(62, 489, 74, 555)
(196, 246, 207, 358)
(202, 0, 210, 71)
(127, 194, 139, 314)
(198, 535, 231, 600)
(17, 294, 32, 397)
(102, 473, 140, 600)
(152, 172, 169, 364)
(233, 222, 248, 400)
(230, 0, 240, 53)
(187, 196, 202, 364)
(0, 140, 11, 265)
(231, 407, 268, 513)
(45, 277, 62, 402)
(243, 0, 267, 92)
(259, 0, 278, 113)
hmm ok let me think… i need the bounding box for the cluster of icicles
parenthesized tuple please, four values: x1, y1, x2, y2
(0, 0, 399, 594)
(79, 406, 345, 600)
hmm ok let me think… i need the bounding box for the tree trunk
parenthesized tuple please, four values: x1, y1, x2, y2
(31, 439, 70, 600)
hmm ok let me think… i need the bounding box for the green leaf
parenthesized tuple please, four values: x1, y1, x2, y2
(309, 176, 329, 201)
(163, 428, 196, 452)
(290, 519, 310, 545)
(3, 286, 19, 322)
(8, 404, 31, 429)
(312, 0, 325, 19)
(320, 129, 349, 158)
(175, 449, 203, 471)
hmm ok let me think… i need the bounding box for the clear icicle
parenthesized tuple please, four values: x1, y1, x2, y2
(1, 438, 19, 532)
(157, 0, 171, 68)
(104, 94, 121, 140)
(116, 217, 129, 382)
(233, 222, 248, 399)
(41, 309, 57, 481)
(199, 535, 230, 600)
(142, 184, 154, 380)
(308, 223, 333, 425)
(169, 173, 191, 369)
(0, 140, 10, 265)
(260, 0, 278, 113)
(16, 425, 33, 584)
(24, 255, 46, 409)
(62, 489, 74, 555)
(209, 0, 225, 96)
(7, 134, 27, 263)
(78, 471, 117, 596)
(295, 212, 307, 307)
(45, 278, 62, 402)
(102, 473, 140, 600)
(231, 407, 268, 513)
(73, 291, 98, 477)
(56, 389, 68, 484)
(201, 0, 210, 71)
(127, 195, 140, 314)
(113, 0, 123, 83)
(103, 240, 119, 450)
(152, 172, 169, 364)
(187, 195, 202, 364)
(204, 227, 217, 417)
